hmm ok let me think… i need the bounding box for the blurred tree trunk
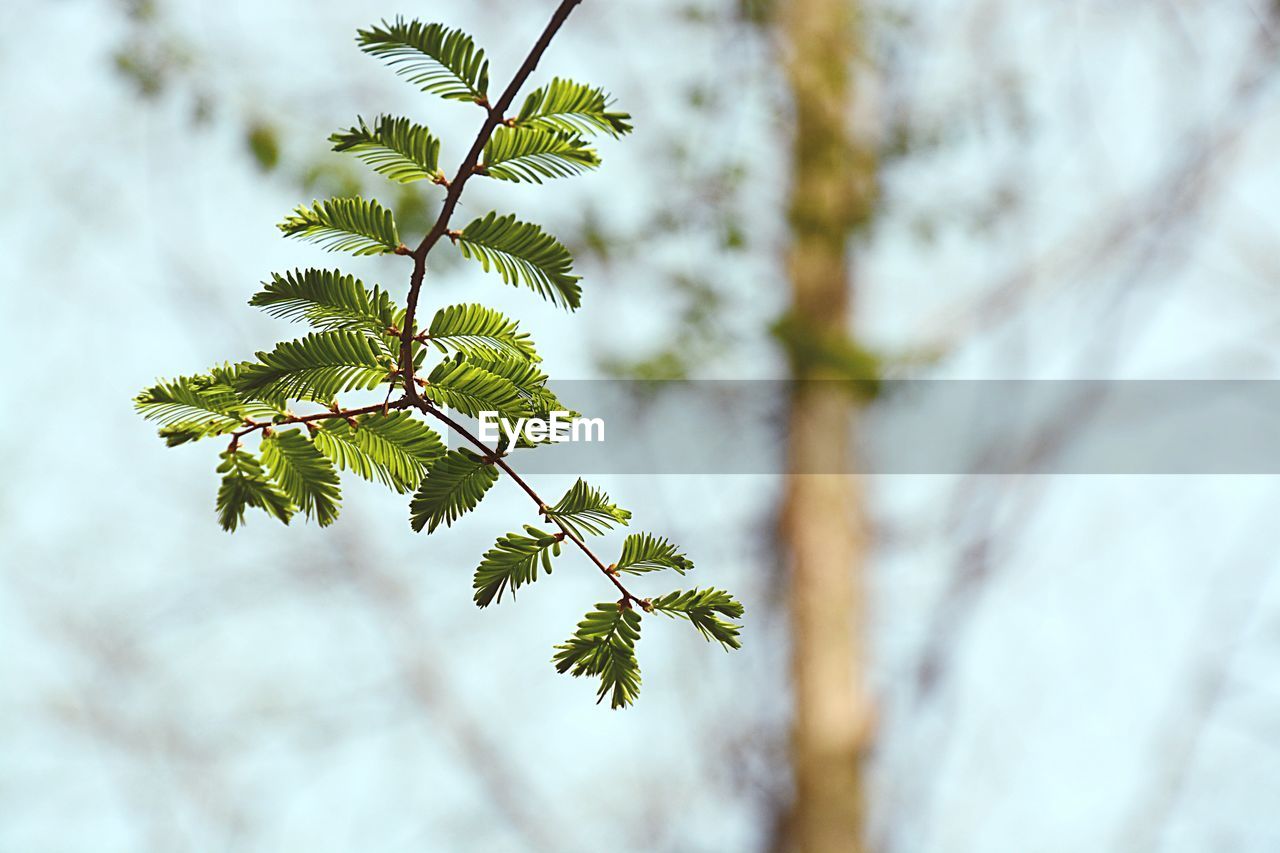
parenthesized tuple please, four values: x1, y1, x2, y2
(777, 0, 876, 851)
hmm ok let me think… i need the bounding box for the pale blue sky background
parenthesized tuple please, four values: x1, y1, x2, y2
(3, 1, 1280, 851)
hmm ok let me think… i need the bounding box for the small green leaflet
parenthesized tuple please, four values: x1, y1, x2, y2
(261, 429, 342, 527)
(454, 213, 581, 310)
(649, 588, 745, 651)
(314, 412, 445, 494)
(480, 126, 600, 184)
(474, 525, 563, 607)
(216, 448, 294, 532)
(515, 77, 633, 138)
(424, 354, 529, 419)
(615, 533, 694, 575)
(236, 331, 394, 405)
(553, 602, 643, 709)
(424, 303, 539, 362)
(409, 449, 499, 533)
(250, 268, 402, 342)
(331, 115, 444, 184)
(544, 479, 631, 538)
(279, 197, 401, 256)
(357, 18, 489, 103)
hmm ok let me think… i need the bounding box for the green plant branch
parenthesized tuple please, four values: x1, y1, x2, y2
(399, 0, 584, 401)
(381, 0, 644, 608)
(137, 3, 742, 709)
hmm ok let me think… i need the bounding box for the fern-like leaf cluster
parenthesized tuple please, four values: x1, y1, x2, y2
(651, 588, 745, 651)
(544, 478, 632, 538)
(474, 524, 563, 607)
(237, 331, 394, 404)
(314, 412, 444, 494)
(455, 212, 581, 309)
(261, 429, 342, 527)
(410, 449, 499, 533)
(516, 77, 634, 138)
(553, 602, 643, 709)
(250, 269, 403, 340)
(424, 303, 539, 362)
(279, 197, 401, 256)
(616, 533, 694, 575)
(357, 19, 489, 103)
(481, 126, 601, 183)
(135, 12, 741, 710)
(330, 115, 444, 184)
(216, 448, 294, 532)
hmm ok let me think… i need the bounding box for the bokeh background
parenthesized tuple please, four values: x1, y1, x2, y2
(4, 1, 1280, 851)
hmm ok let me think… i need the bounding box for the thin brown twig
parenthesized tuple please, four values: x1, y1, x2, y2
(411, 398, 644, 608)
(366, 0, 639, 607)
(397, 0, 584, 402)
(230, 398, 411, 444)
(214, 3, 635, 606)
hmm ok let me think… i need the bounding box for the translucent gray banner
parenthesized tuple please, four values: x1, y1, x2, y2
(445, 380, 1280, 475)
